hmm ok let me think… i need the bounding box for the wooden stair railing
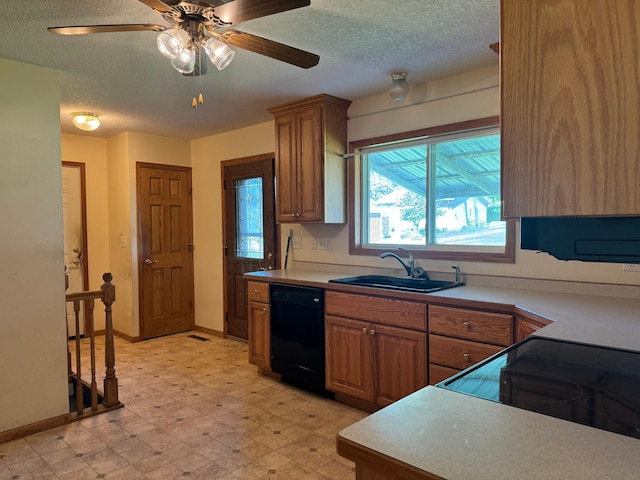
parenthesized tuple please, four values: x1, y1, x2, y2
(65, 272, 123, 418)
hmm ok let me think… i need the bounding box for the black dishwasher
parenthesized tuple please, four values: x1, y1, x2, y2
(270, 283, 331, 396)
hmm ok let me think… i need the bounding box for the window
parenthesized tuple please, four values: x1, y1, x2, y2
(349, 117, 515, 262)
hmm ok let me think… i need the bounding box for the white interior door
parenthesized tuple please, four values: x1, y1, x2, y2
(62, 165, 85, 337)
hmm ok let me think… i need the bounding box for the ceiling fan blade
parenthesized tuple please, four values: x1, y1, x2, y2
(222, 29, 319, 69)
(214, 0, 310, 25)
(136, 0, 176, 14)
(48, 24, 166, 35)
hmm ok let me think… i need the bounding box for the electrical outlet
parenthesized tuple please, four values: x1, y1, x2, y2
(317, 238, 332, 250)
(622, 263, 640, 272)
(291, 236, 302, 249)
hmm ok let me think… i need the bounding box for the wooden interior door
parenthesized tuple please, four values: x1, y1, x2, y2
(138, 163, 194, 339)
(223, 155, 276, 340)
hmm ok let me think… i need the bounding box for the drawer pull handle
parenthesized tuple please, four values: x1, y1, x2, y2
(463, 353, 470, 360)
(370, 329, 375, 335)
(362, 327, 368, 334)
(463, 322, 470, 329)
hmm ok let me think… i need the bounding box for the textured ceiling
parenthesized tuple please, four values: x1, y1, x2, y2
(0, 0, 499, 140)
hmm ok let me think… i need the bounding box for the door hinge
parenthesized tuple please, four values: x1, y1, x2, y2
(188, 186, 193, 194)
(224, 245, 228, 256)
(223, 180, 226, 190)
(225, 312, 228, 323)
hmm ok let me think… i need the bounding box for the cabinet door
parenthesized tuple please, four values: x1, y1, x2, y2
(501, 0, 640, 217)
(325, 315, 374, 401)
(374, 324, 427, 407)
(248, 300, 270, 369)
(274, 113, 298, 222)
(296, 105, 324, 221)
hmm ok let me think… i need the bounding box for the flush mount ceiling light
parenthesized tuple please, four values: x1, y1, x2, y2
(389, 72, 410, 101)
(71, 112, 101, 131)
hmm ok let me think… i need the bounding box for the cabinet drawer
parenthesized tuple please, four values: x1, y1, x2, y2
(326, 291, 426, 330)
(429, 334, 504, 370)
(247, 281, 269, 303)
(429, 305, 513, 346)
(429, 364, 460, 386)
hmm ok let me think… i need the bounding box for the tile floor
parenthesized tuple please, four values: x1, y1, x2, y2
(0, 332, 368, 479)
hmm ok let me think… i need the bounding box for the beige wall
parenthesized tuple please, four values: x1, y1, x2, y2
(0, 59, 69, 431)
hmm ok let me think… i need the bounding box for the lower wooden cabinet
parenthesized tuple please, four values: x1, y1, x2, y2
(428, 304, 513, 384)
(247, 281, 270, 369)
(325, 291, 427, 408)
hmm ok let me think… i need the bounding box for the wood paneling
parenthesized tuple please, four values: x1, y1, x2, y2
(501, 0, 640, 217)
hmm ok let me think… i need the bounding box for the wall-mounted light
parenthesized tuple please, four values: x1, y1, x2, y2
(71, 112, 101, 131)
(389, 72, 410, 101)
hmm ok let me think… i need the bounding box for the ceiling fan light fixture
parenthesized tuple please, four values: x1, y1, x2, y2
(170, 46, 196, 74)
(157, 28, 189, 59)
(202, 37, 235, 71)
(389, 72, 410, 101)
(71, 112, 100, 131)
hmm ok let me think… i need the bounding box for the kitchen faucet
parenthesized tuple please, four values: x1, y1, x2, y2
(380, 247, 424, 278)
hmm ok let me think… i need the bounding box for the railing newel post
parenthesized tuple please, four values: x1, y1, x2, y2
(101, 272, 119, 408)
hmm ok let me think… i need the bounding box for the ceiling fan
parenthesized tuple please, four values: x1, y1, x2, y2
(48, 0, 320, 76)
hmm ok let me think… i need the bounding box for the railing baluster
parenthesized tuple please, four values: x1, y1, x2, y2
(73, 299, 83, 416)
(88, 298, 98, 411)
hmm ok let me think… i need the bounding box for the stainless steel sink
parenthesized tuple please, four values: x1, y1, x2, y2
(328, 275, 464, 293)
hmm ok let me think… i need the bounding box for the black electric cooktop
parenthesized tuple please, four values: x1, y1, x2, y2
(437, 337, 640, 439)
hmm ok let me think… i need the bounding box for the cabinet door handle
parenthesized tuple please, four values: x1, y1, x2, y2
(370, 329, 375, 335)
(463, 322, 470, 329)
(262, 308, 268, 312)
(463, 353, 470, 360)
(362, 327, 368, 334)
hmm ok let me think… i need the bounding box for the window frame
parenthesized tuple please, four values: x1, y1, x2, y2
(348, 116, 515, 263)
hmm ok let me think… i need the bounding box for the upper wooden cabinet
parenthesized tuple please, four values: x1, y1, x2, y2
(501, 0, 640, 217)
(268, 94, 351, 223)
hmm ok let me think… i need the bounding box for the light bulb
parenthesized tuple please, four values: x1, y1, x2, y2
(71, 112, 100, 131)
(202, 37, 235, 71)
(389, 72, 410, 101)
(157, 29, 189, 59)
(171, 46, 196, 74)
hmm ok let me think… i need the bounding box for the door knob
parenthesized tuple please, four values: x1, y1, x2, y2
(144, 258, 154, 265)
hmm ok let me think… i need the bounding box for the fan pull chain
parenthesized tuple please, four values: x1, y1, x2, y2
(191, 47, 205, 108)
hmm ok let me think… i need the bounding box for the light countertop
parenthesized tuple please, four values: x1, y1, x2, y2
(338, 386, 640, 480)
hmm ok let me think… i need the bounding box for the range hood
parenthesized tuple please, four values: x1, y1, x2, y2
(520, 216, 640, 263)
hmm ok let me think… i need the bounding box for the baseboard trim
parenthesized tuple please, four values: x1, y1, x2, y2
(114, 330, 143, 343)
(192, 325, 224, 338)
(0, 413, 71, 444)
